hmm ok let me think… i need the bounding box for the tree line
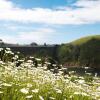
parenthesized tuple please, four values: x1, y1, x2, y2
(58, 38, 100, 68)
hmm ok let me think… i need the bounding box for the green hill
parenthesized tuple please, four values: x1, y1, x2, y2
(71, 35, 100, 45)
(58, 35, 100, 68)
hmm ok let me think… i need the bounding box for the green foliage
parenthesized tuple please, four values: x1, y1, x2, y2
(58, 35, 100, 68)
(33, 49, 49, 58)
(84, 75, 93, 82)
(79, 38, 100, 68)
(58, 44, 74, 63)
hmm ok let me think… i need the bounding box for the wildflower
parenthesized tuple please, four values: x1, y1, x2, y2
(0, 61, 4, 64)
(69, 71, 75, 74)
(39, 95, 44, 100)
(74, 92, 88, 96)
(86, 73, 92, 75)
(17, 52, 20, 54)
(45, 62, 51, 65)
(36, 58, 41, 61)
(81, 92, 88, 96)
(2, 83, 12, 87)
(96, 87, 100, 91)
(26, 95, 33, 99)
(32, 89, 39, 93)
(69, 95, 73, 99)
(27, 83, 32, 88)
(78, 80, 85, 84)
(52, 64, 57, 67)
(20, 88, 29, 94)
(27, 60, 33, 63)
(74, 92, 80, 95)
(55, 89, 62, 94)
(84, 67, 89, 69)
(62, 68, 67, 70)
(15, 55, 19, 59)
(0, 91, 3, 94)
(49, 97, 55, 100)
(38, 64, 42, 67)
(6, 48, 11, 51)
(0, 48, 3, 51)
(95, 73, 98, 77)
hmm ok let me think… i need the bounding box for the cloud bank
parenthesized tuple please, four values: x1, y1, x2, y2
(0, 27, 57, 44)
(0, 0, 100, 25)
(0, 0, 100, 44)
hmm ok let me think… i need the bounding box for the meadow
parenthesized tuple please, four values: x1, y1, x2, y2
(0, 48, 100, 100)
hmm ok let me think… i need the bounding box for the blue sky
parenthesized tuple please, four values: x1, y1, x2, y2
(0, 0, 100, 44)
(12, 0, 76, 8)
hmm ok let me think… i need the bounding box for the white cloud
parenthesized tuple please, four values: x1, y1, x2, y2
(74, 0, 100, 8)
(73, 0, 100, 23)
(0, 28, 56, 44)
(18, 28, 56, 43)
(0, 34, 18, 44)
(0, 0, 100, 25)
(0, 0, 13, 9)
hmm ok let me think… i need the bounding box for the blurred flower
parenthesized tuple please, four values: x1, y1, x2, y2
(96, 87, 100, 91)
(84, 67, 89, 70)
(95, 73, 98, 77)
(20, 88, 29, 94)
(26, 95, 33, 99)
(6, 48, 11, 51)
(36, 58, 41, 61)
(32, 89, 39, 93)
(55, 89, 62, 94)
(27, 83, 32, 88)
(39, 95, 44, 100)
(74, 92, 88, 96)
(49, 97, 55, 100)
(2, 83, 12, 87)
(0, 91, 3, 94)
(78, 80, 85, 84)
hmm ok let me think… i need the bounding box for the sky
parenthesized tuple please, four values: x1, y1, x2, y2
(0, 0, 100, 44)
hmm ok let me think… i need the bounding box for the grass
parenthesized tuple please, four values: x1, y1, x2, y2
(0, 61, 100, 100)
(0, 48, 100, 100)
(71, 35, 100, 45)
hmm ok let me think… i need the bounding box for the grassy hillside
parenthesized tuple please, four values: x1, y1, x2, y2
(71, 35, 100, 45)
(58, 35, 100, 68)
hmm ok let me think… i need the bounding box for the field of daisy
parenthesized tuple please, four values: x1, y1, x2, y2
(0, 48, 100, 100)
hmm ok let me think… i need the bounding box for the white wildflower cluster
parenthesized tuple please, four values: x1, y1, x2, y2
(0, 48, 100, 100)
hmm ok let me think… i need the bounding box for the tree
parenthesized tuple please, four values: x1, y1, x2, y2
(58, 44, 74, 63)
(79, 38, 100, 68)
(30, 42, 38, 46)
